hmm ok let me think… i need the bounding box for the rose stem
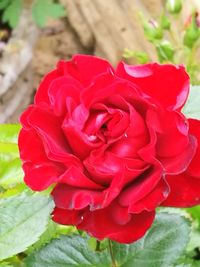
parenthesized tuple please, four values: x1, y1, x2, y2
(96, 240, 101, 251)
(108, 240, 117, 267)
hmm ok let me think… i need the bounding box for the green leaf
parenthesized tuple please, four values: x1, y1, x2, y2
(26, 221, 74, 254)
(26, 213, 190, 267)
(0, 124, 20, 162)
(0, 183, 27, 198)
(108, 213, 190, 267)
(0, 158, 23, 188)
(174, 265, 192, 267)
(25, 235, 111, 267)
(0, 124, 22, 188)
(183, 86, 200, 119)
(2, 0, 22, 28)
(0, 193, 54, 260)
(186, 205, 200, 226)
(32, 0, 66, 28)
(0, 0, 10, 10)
(0, 124, 20, 144)
(0, 263, 13, 267)
(119, 213, 190, 267)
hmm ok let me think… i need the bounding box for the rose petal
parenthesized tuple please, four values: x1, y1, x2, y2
(162, 173, 200, 207)
(162, 119, 200, 207)
(59, 166, 103, 190)
(62, 119, 101, 160)
(52, 183, 103, 210)
(159, 134, 197, 175)
(48, 76, 83, 116)
(116, 62, 189, 110)
(23, 162, 63, 191)
(77, 202, 155, 243)
(187, 119, 200, 177)
(129, 178, 169, 213)
(34, 69, 59, 105)
(18, 128, 47, 163)
(119, 165, 163, 207)
(52, 207, 84, 225)
(58, 54, 115, 86)
(27, 106, 81, 166)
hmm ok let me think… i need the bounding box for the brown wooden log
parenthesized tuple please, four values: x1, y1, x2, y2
(0, 9, 39, 123)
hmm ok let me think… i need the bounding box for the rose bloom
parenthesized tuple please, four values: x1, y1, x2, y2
(19, 55, 200, 243)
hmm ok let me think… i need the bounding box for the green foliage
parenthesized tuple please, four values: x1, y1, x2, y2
(25, 212, 190, 267)
(0, 124, 20, 143)
(2, 0, 22, 28)
(183, 86, 200, 119)
(0, 263, 12, 267)
(32, 0, 66, 28)
(0, 0, 66, 29)
(187, 205, 200, 227)
(0, 124, 23, 189)
(0, 0, 10, 10)
(0, 193, 54, 261)
(25, 235, 111, 267)
(115, 213, 190, 267)
(26, 221, 75, 254)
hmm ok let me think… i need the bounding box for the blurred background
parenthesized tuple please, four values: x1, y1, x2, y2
(0, 0, 200, 123)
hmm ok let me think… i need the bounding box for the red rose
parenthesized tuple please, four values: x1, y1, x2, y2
(19, 55, 200, 243)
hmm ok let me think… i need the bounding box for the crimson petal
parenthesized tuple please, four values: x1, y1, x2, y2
(116, 62, 189, 111)
(77, 201, 155, 243)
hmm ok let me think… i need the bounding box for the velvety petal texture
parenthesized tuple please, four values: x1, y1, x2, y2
(19, 54, 200, 244)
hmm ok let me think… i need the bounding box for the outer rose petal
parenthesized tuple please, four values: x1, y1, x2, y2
(187, 119, 200, 177)
(129, 179, 169, 213)
(77, 202, 155, 243)
(18, 128, 47, 163)
(52, 183, 103, 210)
(116, 62, 189, 110)
(163, 119, 200, 207)
(19, 128, 65, 191)
(58, 54, 115, 86)
(34, 69, 59, 105)
(52, 207, 84, 225)
(162, 173, 200, 207)
(23, 162, 63, 191)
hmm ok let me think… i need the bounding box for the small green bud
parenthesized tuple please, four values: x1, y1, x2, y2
(143, 19, 163, 42)
(160, 14, 171, 30)
(184, 13, 200, 48)
(156, 40, 175, 63)
(166, 0, 182, 14)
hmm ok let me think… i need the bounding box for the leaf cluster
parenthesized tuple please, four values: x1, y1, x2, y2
(0, 0, 66, 28)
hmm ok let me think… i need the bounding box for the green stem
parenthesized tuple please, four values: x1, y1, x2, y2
(108, 240, 117, 267)
(187, 43, 197, 66)
(169, 28, 179, 48)
(96, 240, 101, 251)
